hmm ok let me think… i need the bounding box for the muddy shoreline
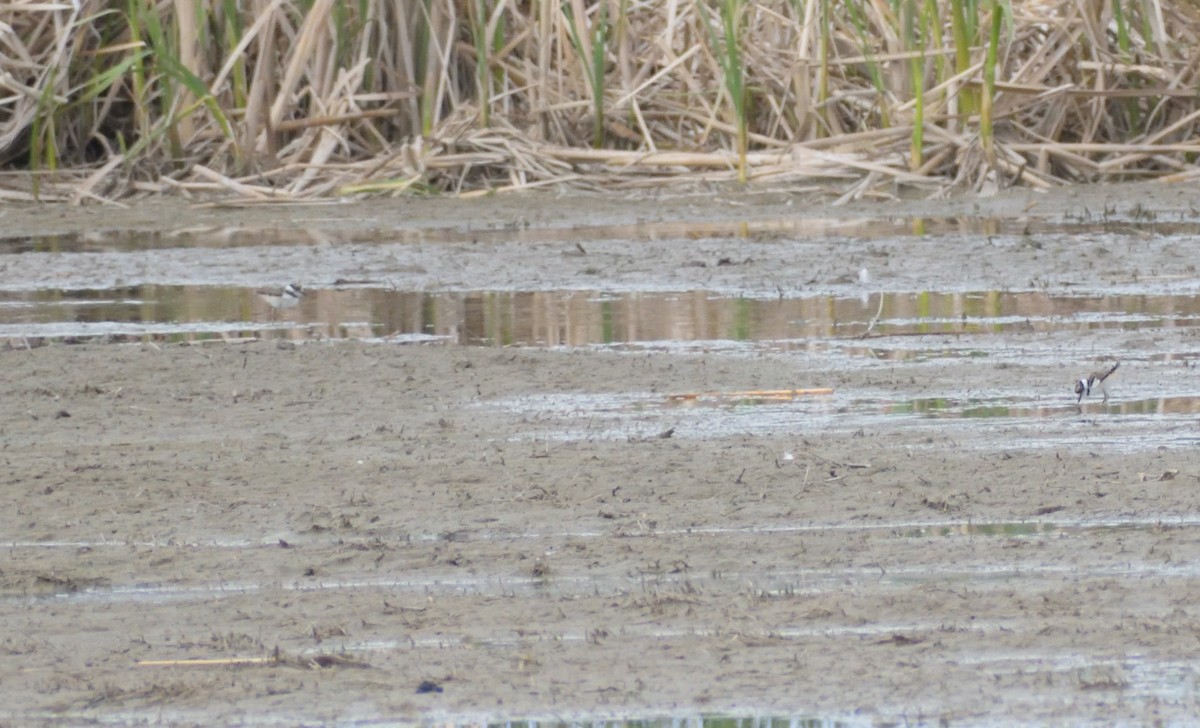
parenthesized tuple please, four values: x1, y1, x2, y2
(5, 182, 1200, 725)
(5, 182, 1200, 297)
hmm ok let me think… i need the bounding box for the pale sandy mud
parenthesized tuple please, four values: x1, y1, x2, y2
(3, 182, 1200, 725)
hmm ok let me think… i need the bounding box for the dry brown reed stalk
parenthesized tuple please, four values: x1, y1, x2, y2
(2, 0, 1200, 203)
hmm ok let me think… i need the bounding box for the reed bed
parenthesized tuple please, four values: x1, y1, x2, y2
(2, 0, 1199, 203)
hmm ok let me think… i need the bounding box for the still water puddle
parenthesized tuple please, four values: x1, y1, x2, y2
(860, 394, 1200, 418)
(490, 388, 1200, 448)
(5, 287, 1200, 353)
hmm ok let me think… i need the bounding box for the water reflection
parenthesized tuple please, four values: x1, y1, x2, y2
(487, 717, 853, 728)
(5, 287, 1200, 348)
(5, 213, 1200, 254)
(888, 395, 1200, 418)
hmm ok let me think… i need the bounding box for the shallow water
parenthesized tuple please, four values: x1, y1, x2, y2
(480, 387, 1200, 452)
(5, 286, 1200, 352)
(6, 272, 1196, 452)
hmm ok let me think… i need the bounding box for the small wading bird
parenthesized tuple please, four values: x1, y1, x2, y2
(256, 283, 305, 310)
(1075, 361, 1120, 404)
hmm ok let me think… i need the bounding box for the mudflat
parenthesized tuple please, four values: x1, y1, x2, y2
(4, 182, 1200, 725)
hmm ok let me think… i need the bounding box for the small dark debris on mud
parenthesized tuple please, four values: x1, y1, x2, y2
(416, 679, 444, 694)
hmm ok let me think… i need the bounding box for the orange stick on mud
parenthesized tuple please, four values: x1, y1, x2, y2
(136, 656, 278, 668)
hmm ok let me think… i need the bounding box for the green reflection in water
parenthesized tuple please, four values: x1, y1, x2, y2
(733, 297, 752, 341)
(421, 293, 437, 338)
(9, 287, 1200, 351)
(958, 405, 1014, 418)
(916, 290, 930, 334)
(602, 299, 615, 344)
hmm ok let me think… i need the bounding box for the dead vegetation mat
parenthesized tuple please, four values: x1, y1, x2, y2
(3, 0, 1200, 204)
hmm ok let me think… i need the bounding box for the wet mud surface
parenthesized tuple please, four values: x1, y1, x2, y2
(5, 182, 1200, 725)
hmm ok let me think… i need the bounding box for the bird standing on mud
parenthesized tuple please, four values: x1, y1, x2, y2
(1075, 361, 1119, 404)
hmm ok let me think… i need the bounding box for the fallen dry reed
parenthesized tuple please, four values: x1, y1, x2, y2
(2, 0, 1199, 203)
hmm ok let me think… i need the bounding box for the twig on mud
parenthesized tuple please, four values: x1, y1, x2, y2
(628, 427, 677, 442)
(808, 451, 871, 469)
(874, 633, 923, 646)
(1138, 469, 1200, 482)
(137, 656, 280, 668)
(853, 291, 885, 339)
(138, 647, 369, 671)
(669, 388, 832, 401)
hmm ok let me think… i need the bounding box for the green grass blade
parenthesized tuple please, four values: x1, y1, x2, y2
(843, 0, 888, 126)
(79, 51, 148, 103)
(906, 0, 926, 169)
(980, 0, 1005, 161)
(30, 67, 62, 199)
(590, 1, 609, 148)
(948, 0, 976, 116)
(470, 0, 492, 127)
(563, 1, 608, 148)
(699, 0, 748, 182)
(158, 53, 235, 141)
